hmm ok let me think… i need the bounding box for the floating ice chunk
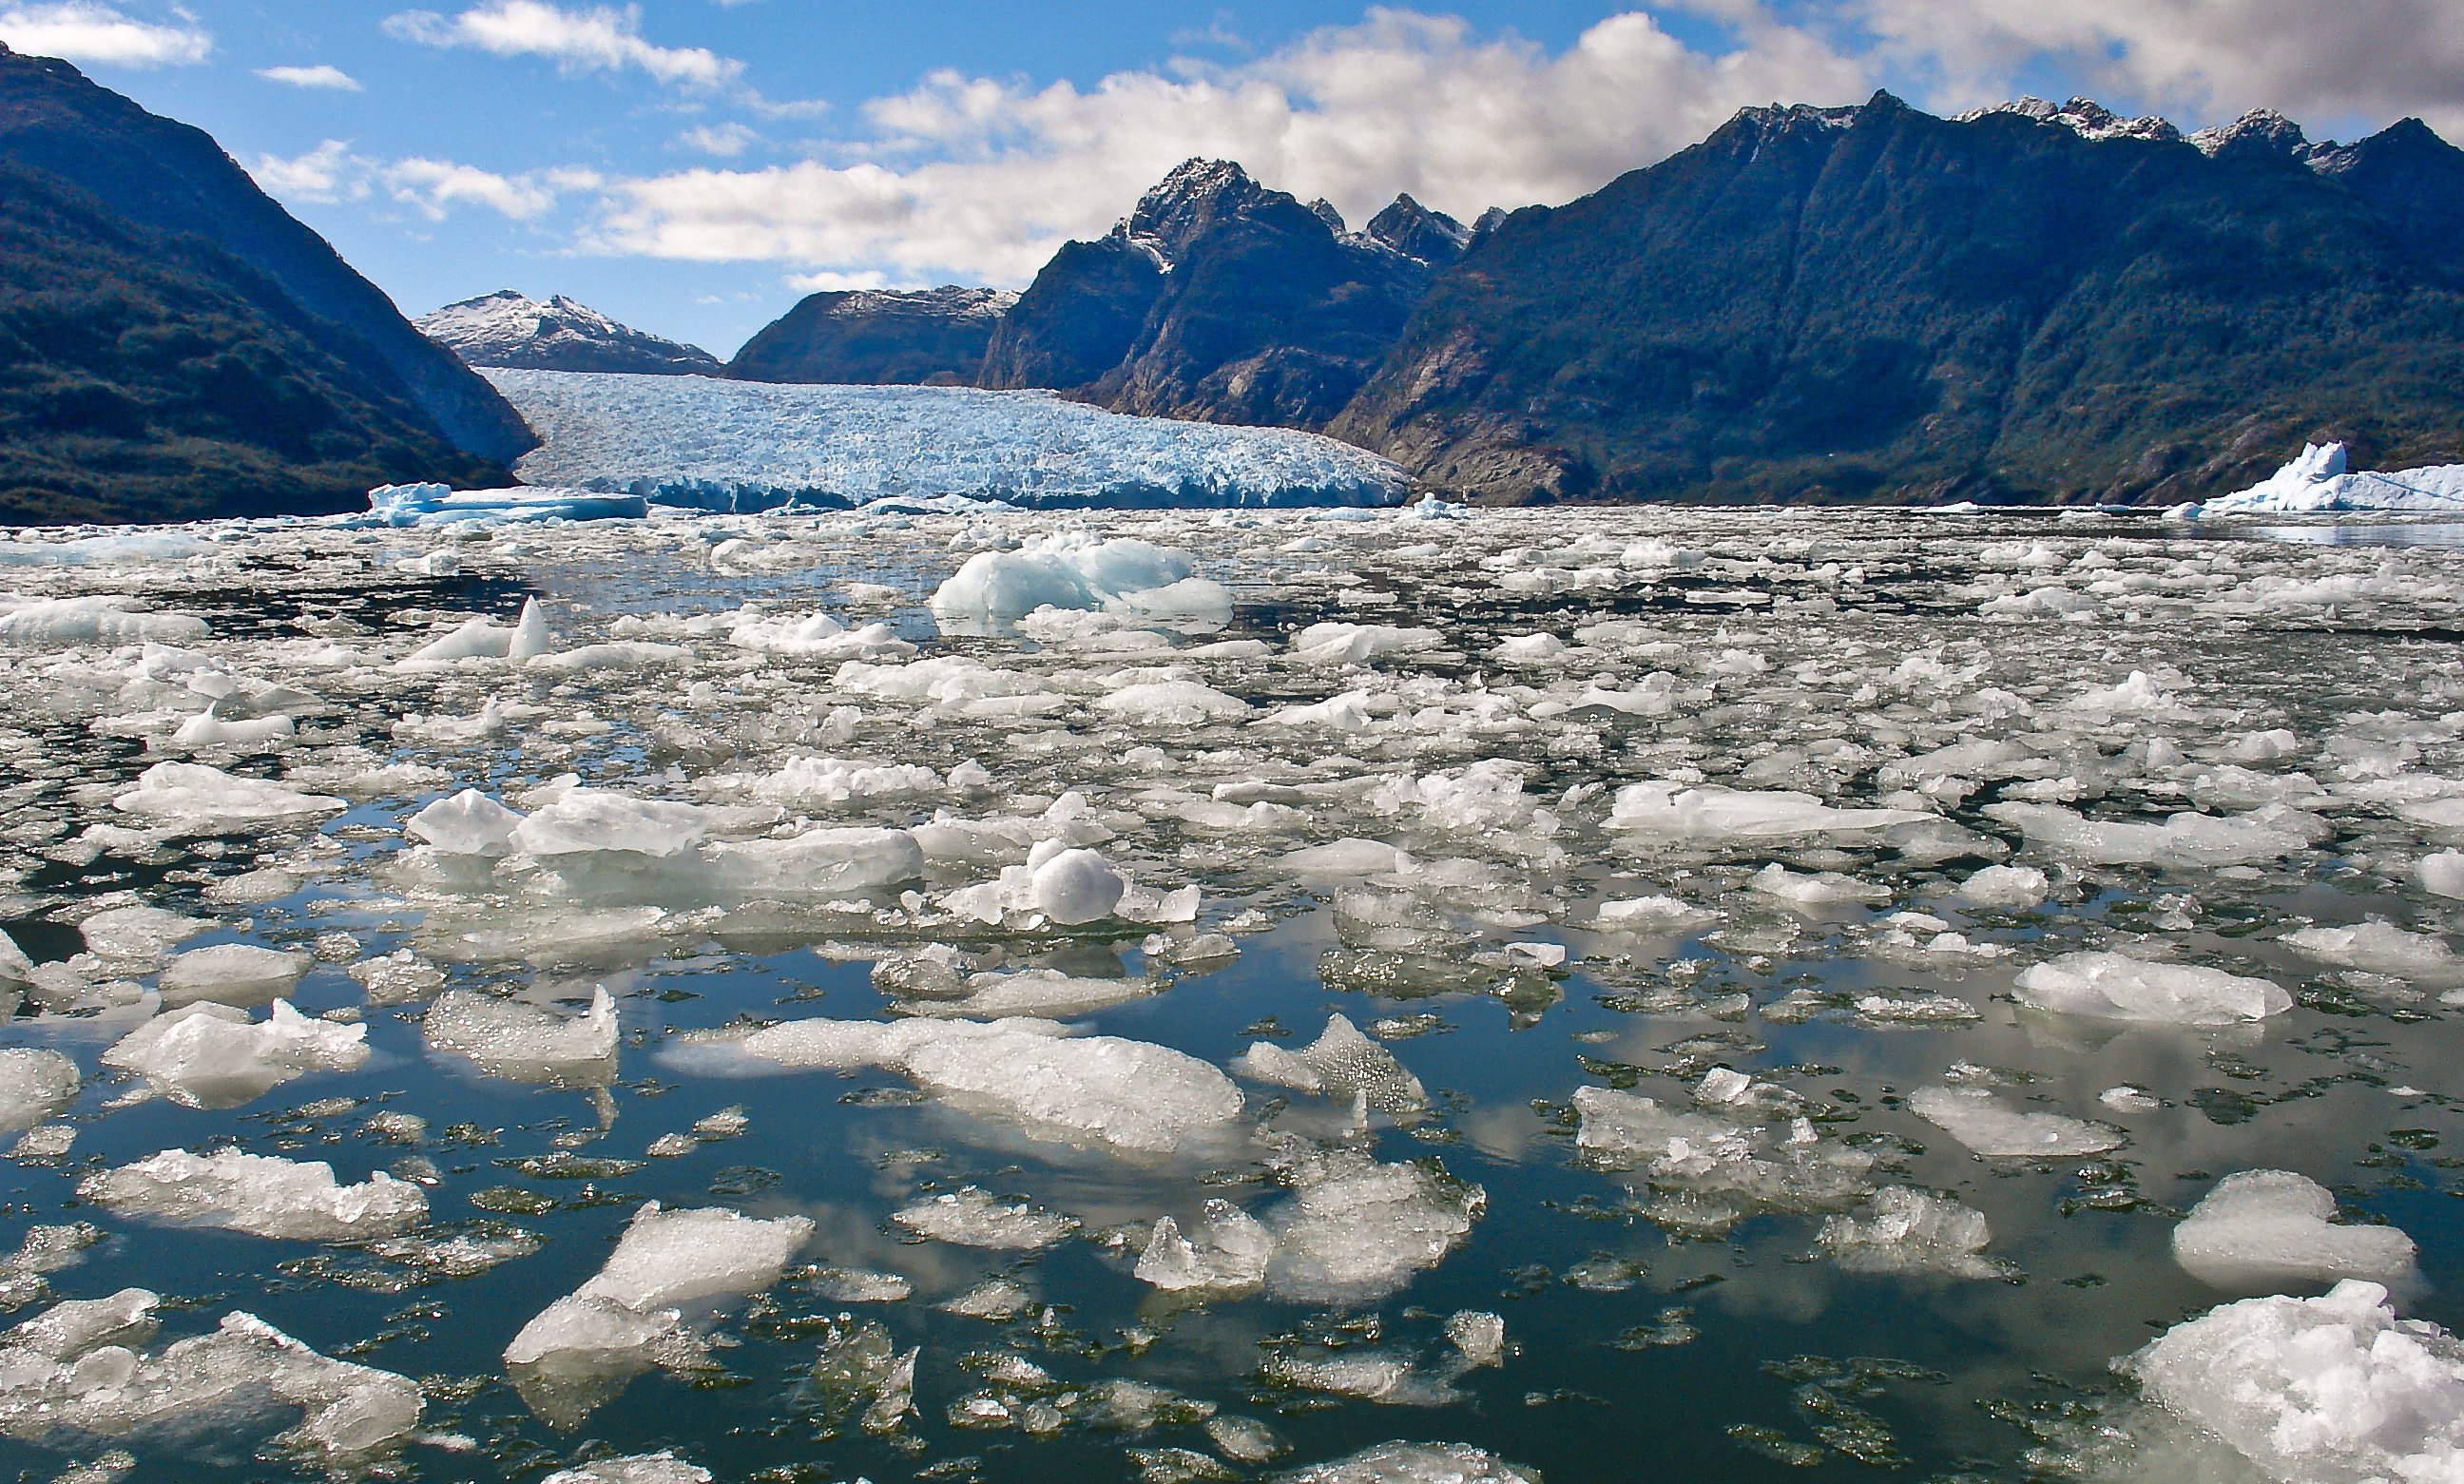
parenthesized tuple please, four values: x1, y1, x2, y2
(1275, 1442, 1537, 1484)
(1287, 623, 1444, 665)
(741, 755, 941, 808)
(1571, 1086, 1873, 1218)
(425, 988, 617, 1084)
(401, 615, 515, 665)
(157, 944, 310, 1007)
(0, 1050, 77, 1134)
(2281, 920, 2456, 978)
(405, 789, 526, 857)
(1594, 896, 1717, 931)
(1819, 1187, 1999, 1279)
(506, 1202, 814, 1424)
(0, 932, 28, 987)
(1280, 838, 1412, 877)
(2419, 851, 2464, 900)
(1029, 845, 1126, 924)
(367, 481, 647, 526)
(1954, 864, 2049, 909)
(1607, 782, 1930, 844)
(511, 790, 722, 858)
(898, 968, 1155, 1019)
(2123, 1280, 2464, 1483)
(104, 1001, 366, 1109)
(0, 595, 206, 646)
(0, 1306, 423, 1457)
(2013, 951, 2289, 1025)
(893, 1187, 1077, 1249)
(76, 906, 204, 966)
(167, 706, 294, 750)
(741, 1015, 1239, 1154)
(111, 763, 344, 827)
(930, 533, 1227, 630)
(1263, 1150, 1483, 1303)
(1236, 1014, 1427, 1114)
(79, 1149, 425, 1239)
(543, 1454, 712, 1484)
(1908, 1086, 2124, 1157)
(703, 826, 924, 896)
(1135, 1201, 1274, 1293)
(2171, 1170, 2416, 1288)
(1984, 801, 2318, 868)
(528, 641, 692, 673)
(1748, 863, 1890, 906)
(2194, 440, 2464, 515)
(730, 610, 915, 662)
(1095, 680, 1252, 725)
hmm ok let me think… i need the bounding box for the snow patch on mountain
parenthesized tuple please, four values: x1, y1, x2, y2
(485, 369, 1408, 511)
(419, 291, 721, 376)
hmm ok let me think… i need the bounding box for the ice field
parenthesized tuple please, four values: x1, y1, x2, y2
(1, 502, 2463, 1480)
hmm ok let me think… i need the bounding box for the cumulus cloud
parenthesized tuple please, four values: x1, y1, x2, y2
(0, 1, 210, 66)
(384, 0, 741, 89)
(1856, 0, 2464, 137)
(594, 6, 1873, 285)
(676, 121, 756, 156)
(257, 63, 360, 89)
(250, 139, 601, 221)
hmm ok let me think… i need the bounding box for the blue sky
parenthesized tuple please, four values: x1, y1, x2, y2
(4, 1, 2457, 357)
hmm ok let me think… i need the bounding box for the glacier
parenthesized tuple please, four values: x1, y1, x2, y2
(482, 368, 1409, 511)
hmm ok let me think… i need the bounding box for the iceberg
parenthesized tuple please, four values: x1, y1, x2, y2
(484, 369, 1407, 511)
(363, 482, 649, 527)
(2189, 441, 2464, 515)
(2170, 1170, 2416, 1288)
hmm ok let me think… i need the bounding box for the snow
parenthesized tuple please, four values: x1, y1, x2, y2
(2124, 1281, 2464, 1483)
(2171, 1170, 2417, 1288)
(2013, 950, 2291, 1025)
(78, 1149, 426, 1240)
(2191, 441, 2464, 516)
(485, 369, 1407, 511)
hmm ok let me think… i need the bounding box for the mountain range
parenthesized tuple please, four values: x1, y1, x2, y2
(0, 42, 528, 522)
(417, 290, 721, 376)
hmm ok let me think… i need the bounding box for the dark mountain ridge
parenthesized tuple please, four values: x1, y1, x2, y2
(727, 285, 1014, 386)
(1331, 93, 2464, 505)
(0, 45, 531, 468)
(419, 290, 722, 376)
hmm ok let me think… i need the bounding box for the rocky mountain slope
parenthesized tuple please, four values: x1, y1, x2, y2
(0, 45, 529, 470)
(728, 286, 1015, 385)
(980, 160, 1473, 428)
(419, 290, 721, 376)
(1329, 93, 2464, 504)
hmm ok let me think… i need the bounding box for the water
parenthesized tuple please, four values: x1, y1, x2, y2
(0, 506, 2458, 1483)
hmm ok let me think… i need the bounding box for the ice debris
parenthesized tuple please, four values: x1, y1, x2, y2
(78, 1149, 426, 1239)
(1908, 1086, 2124, 1158)
(2013, 950, 2290, 1025)
(2171, 1170, 2416, 1288)
(0, 1050, 78, 1133)
(103, 1001, 366, 1108)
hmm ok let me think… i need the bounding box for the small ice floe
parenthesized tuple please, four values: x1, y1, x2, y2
(0, 1050, 79, 1134)
(2170, 1170, 2416, 1289)
(505, 1202, 814, 1427)
(2012, 951, 2289, 1025)
(1275, 1442, 1538, 1483)
(543, 1454, 713, 1484)
(1907, 1086, 2124, 1157)
(892, 1187, 1078, 1249)
(930, 532, 1231, 632)
(424, 988, 618, 1085)
(2279, 920, 2456, 978)
(103, 1001, 365, 1109)
(2121, 1281, 2464, 1482)
(78, 1148, 426, 1239)
(1235, 1014, 1428, 1116)
(1819, 1187, 2002, 1280)
(111, 763, 344, 829)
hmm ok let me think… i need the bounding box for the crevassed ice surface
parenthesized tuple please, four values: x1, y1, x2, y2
(0, 505, 2461, 1480)
(487, 369, 1411, 511)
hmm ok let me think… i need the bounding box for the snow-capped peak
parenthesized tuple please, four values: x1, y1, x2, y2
(416, 290, 720, 376)
(1959, 96, 2184, 144)
(1118, 159, 1269, 268)
(2189, 108, 2310, 160)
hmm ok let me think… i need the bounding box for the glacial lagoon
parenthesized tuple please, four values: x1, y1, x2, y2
(0, 505, 2457, 1482)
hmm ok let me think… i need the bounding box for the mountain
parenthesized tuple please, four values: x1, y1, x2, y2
(981, 160, 1471, 428)
(1330, 93, 2464, 504)
(419, 290, 721, 376)
(0, 43, 530, 469)
(728, 286, 1015, 385)
(0, 159, 506, 524)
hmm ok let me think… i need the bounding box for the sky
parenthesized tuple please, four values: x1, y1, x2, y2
(3, 1, 2459, 358)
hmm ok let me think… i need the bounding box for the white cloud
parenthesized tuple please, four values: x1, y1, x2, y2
(250, 140, 600, 221)
(383, 0, 741, 89)
(0, 1, 209, 66)
(677, 121, 756, 156)
(1855, 0, 2464, 137)
(257, 63, 361, 89)
(593, 6, 1874, 285)
(786, 269, 890, 293)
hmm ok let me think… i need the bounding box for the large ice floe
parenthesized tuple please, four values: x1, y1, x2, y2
(7, 498, 2464, 1481)
(483, 369, 1408, 510)
(2187, 441, 2464, 515)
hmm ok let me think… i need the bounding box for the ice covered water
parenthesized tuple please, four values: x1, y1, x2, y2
(6, 503, 2464, 1480)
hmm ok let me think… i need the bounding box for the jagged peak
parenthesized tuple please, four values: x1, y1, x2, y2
(1958, 96, 2184, 144)
(1306, 198, 1345, 234)
(2191, 108, 2309, 160)
(1116, 157, 1276, 269)
(1725, 100, 1862, 135)
(1364, 193, 1471, 264)
(808, 285, 1017, 320)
